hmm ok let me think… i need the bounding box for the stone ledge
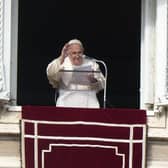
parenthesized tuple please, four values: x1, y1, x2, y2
(0, 156, 21, 168)
(147, 160, 168, 168)
(0, 123, 20, 135)
(0, 111, 21, 124)
(0, 140, 21, 168)
(0, 107, 21, 135)
(147, 139, 168, 162)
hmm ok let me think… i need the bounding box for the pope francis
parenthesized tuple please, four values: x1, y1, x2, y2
(46, 39, 105, 108)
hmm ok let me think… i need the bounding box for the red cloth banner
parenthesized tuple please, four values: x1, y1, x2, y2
(21, 106, 146, 168)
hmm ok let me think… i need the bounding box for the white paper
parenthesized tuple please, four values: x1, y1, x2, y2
(72, 65, 93, 85)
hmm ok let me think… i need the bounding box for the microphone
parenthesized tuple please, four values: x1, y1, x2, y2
(85, 55, 108, 108)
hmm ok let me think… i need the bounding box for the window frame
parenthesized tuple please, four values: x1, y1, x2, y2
(0, 0, 18, 105)
(141, 0, 168, 115)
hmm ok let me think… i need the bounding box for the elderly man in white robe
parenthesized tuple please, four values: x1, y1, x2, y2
(46, 39, 105, 108)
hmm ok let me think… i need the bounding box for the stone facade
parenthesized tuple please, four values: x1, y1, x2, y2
(1, 108, 168, 168)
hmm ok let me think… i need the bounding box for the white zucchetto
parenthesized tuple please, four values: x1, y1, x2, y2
(68, 39, 83, 47)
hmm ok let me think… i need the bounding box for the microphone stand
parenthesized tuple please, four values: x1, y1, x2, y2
(93, 58, 108, 109)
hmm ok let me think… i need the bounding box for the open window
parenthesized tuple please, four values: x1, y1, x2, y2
(17, 1, 141, 108)
(1, 1, 142, 109)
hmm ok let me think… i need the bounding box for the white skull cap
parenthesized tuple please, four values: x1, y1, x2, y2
(68, 39, 83, 46)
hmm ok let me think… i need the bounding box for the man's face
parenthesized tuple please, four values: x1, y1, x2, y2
(67, 44, 84, 65)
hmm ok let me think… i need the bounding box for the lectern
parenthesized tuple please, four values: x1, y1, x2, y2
(55, 67, 104, 108)
(21, 106, 146, 168)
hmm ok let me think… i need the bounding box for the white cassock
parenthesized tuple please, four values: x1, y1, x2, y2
(47, 56, 105, 108)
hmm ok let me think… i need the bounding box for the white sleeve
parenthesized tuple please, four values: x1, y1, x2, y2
(46, 57, 63, 88)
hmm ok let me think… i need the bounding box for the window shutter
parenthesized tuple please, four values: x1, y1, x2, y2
(0, 0, 18, 104)
(141, 0, 168, 113)
(0, 0, 10, 102)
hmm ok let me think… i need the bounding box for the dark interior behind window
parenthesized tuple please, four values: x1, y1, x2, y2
(17, 0, 141, 108)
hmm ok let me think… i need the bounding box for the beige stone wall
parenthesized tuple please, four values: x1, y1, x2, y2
(0, 107, 21, 168)
(1, 107, 168, 168)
